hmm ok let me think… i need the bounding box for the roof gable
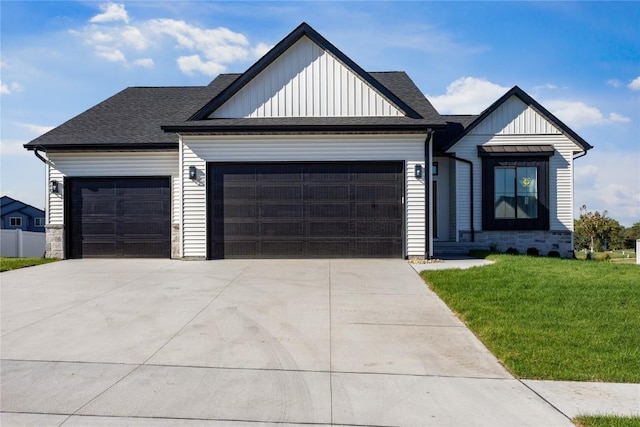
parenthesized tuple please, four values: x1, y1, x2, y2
(444, 86, 593, 152)
(1, 196, 44, 217)
(190, 23, 421, 120)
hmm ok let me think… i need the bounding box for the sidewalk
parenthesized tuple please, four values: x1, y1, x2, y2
(413, 257, 640, 419)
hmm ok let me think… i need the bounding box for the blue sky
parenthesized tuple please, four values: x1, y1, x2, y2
(1, 1, 639, 226)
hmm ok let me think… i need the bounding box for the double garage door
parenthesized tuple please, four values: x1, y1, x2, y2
(67, 162, 404, 259)
(208, 162, 404, 259)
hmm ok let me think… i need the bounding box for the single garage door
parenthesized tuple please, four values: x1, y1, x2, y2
(208, 162, 404, 259)
(68, 177, 171, 258)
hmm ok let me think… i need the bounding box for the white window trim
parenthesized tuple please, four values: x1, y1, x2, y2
(10, 217, 22, 227)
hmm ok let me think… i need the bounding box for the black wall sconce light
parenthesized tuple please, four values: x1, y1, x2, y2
(414, 164, 423, 179)
(50, 180, 60, 194)
(189, 166, 197, 180)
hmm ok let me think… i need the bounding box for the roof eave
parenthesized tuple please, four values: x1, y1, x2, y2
(23, 142, 179, 152)
(162, 123, 442, 134)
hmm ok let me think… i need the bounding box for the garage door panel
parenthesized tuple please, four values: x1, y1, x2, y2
(308, 204, 350, 218)
(262, 204, 303, 218)
(262, 222, 304, 237)
(355, 203, 400, 219)
(308, 185, 350, 200)
(309, 221, 350, 237)
(209, 162, 403, 259)
(68, 178, 171, 258)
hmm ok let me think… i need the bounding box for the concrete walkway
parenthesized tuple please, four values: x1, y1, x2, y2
(1, 259, 637, 426)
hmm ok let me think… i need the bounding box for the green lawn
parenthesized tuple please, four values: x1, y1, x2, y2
(420, 255, 640, 382)
(574, 416, 640, 427)
(0, 257, 58, 272)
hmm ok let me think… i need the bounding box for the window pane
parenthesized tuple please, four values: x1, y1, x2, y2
(517, 167, 538, 218)
(494, 168, 516, 218)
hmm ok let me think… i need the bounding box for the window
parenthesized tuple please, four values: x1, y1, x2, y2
(35, 217, 45, 227)
(432, 162, 439, 176)
(10, 217, 22, 227)
(481, 155, 550, 231)
(494, 166, 538, 219)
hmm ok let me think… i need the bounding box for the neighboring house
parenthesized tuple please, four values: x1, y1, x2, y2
(24, 23, 591, 260)
(0, 196, 46, 232)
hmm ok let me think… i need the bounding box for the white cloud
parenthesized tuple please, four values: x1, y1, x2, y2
(609, 112, 631, 123)
(253, 42, 273, 59)
(0, 80, 24, 96)
(607, 79, 621, 88)
(74, 5, 266, 76)
(120, 26, 148, 50)
(427, 77, 510, 114)
(177, 55, 226, 76)
(574, 151, 640, 227)
(95, 46, 126, 63)
(0, 139, 31, 156)
(132, 58, 154, 68)
(90, 2, 129, 24)
(533, 83, 558, 91)
(15, 122, 54, 135)
(545, 100, 631, 128)
(628, 76, 640, 91)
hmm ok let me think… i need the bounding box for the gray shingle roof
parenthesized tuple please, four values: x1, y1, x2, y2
(24, 83, 227, 150)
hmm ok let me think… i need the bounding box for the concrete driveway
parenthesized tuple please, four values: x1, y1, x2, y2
(1, 259, 571, 426)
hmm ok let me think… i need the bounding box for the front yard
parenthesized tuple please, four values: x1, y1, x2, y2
(420, 255, 640, 383)
(0, 257, 57, 272)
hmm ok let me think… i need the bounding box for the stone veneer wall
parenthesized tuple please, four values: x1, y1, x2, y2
(45, 224, 64, 258)
(171, 224, 180, 259)
(460, 230, 574, 257)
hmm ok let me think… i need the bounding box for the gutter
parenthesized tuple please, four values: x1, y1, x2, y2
(447, 154, 475, 243)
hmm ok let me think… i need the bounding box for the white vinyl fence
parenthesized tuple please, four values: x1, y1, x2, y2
(0, 229, 46, 258)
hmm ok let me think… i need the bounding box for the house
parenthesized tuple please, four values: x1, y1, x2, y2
(24, 23, 591, 260)
(0, 196, 46, 233)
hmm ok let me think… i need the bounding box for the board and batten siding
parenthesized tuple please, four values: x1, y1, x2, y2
(211, 37, 404, 119)
(46, 151, 180, 225)
(181, 135, 427, 258)
(447, 96, 584, 238)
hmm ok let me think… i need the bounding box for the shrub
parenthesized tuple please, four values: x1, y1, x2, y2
(591, 252, 611, 262)
(505, 247, 520, 255)
(526, 247, 540, 257)
(489, 243, 499, 253)
(469, 249, 493, 259)
(547, 250, 561, 258)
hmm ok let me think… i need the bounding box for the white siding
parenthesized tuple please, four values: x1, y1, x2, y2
(46, 151, 180, 226)
(469, 96, 562, 135)
(182, 135, 426, 258)
(449, 134, 581, 235)
(211, 37, 404, 118)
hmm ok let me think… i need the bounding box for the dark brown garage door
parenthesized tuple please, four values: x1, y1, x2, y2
(67, 177, 171, 258)
(208, 162, 404, 259)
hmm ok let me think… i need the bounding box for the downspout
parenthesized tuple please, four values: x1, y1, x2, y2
(425, 129, 433, 259)
(33, 146, 52, 165)
(447, 154, 475, 242)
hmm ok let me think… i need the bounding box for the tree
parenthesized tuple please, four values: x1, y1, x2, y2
(601, 217, 625, 250)
(575, 205, 608, 253)
(624, 221, 640, 249)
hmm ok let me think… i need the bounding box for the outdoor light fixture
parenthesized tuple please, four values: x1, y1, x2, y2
(189, 166, 197, 180)
(50, 180, 60, 194)
(414, 164, 423, 179)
